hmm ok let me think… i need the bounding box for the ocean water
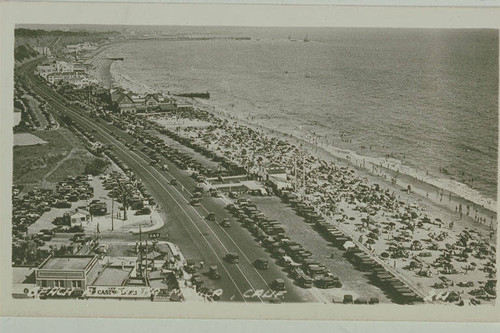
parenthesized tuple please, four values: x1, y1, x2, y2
(105, 27, 498, 200)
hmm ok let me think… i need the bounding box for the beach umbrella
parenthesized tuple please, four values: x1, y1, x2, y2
(343, 241, 356, 250)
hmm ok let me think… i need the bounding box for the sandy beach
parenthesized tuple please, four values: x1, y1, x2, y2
(193, 97, 497, 219)
(158, 107, 496, 302)
(86, 44, 497, 303)
(87, 42, 496, 227)
(88, 43, 496, 214)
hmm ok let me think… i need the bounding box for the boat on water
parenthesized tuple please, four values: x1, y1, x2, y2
(304, 33, 310, 42)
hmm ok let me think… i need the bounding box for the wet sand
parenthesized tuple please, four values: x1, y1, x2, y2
(192, 98, 496, 231)
(87, 45, 497, 303)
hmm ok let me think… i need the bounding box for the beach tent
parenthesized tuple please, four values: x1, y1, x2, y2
(343, 241, 356, 250)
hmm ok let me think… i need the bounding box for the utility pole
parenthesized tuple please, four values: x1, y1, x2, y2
(294, 155, 297, 191)
(302, 154, 306, 191)
(145, 240, 149, 279)
(111, 197, 114, 231)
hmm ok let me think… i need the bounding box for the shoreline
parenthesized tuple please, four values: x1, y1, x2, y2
(88, 43, 497, 220)
(194, 97, 497, 221)
(82, 44, 497, 302)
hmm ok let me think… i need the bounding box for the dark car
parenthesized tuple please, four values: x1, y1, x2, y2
(271, 278, 286, 291)
(254, 258, 269, 269)
(226, 252, 240, 264)
(185, 260, 197, 273)
(135, 207, 151, 215)
(208, 265, 221, 280)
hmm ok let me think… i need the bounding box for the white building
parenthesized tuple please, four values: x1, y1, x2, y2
(34, 46, 52, 56)
(67, 42, 98, 53)
(70, 211, 90, 227)
(55, 61, 74, 73)
(36, 63, 56, 79)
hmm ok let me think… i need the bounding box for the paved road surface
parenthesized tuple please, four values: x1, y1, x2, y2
(19, 59, 319, 304)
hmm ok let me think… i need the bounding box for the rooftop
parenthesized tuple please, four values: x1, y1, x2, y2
(38, 256, 96, 271)
(92, 265, 133, 286)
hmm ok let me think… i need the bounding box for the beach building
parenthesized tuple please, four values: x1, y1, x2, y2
(112, 90, 180, 114)
(34, 46, 52, 56)
(259, 162, 291, 190)
(70, 210, 91, 227)
(112, 91, 135, 113)
(145, 94, 160, 108)
(35, 255, 100, 289)
(66, 42, 98, 53)
(55, 60, 74, 73)
(46, 71, 85, 85)
(66, 76, 99, 89)
(66, 44, 81, 53)
(36, 63, 56, 79)
(176, 101, 194, 112)
(260, 162, 287, 178)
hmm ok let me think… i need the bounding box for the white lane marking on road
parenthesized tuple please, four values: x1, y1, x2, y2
(107, 143, 266, 303)
(134, 148, 322, 303)
(131, 135, 323, 303)
(26, 81, 251, 302)
(39, 94, 257, 303)
(29, 77, 321, 303)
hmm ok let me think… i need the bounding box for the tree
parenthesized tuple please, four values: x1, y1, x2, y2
(116, 183, 134, 221)
(84, 158, 110, 176)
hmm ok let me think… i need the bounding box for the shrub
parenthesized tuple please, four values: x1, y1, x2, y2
(84, 158, 109, 176)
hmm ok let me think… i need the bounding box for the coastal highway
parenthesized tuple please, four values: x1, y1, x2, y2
(19, 59, 320, 303)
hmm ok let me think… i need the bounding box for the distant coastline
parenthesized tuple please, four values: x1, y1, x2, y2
(87, 42, 497, 217)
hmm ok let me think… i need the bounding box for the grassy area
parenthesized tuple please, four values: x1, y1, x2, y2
(45, 154, 93, 183)
(13, 127, 93, 187)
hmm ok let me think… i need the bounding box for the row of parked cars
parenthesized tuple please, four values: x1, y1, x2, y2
(129, 128, 220, 179)
(280, 191, 424, 304)
(226, 199, 343, 290)
(156, 127, 247, 177)
(12, 176, 94, 240)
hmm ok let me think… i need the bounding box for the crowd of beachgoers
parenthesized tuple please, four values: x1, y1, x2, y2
(85, 44, 497, 304)
(140, 105, 496, 304)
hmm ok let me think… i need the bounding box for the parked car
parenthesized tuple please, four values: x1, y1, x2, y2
(208, 265, 221, 280)
(271, 278, 286, 291)
(135, 207, 151, 215)
(220, 218, 231, 228)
